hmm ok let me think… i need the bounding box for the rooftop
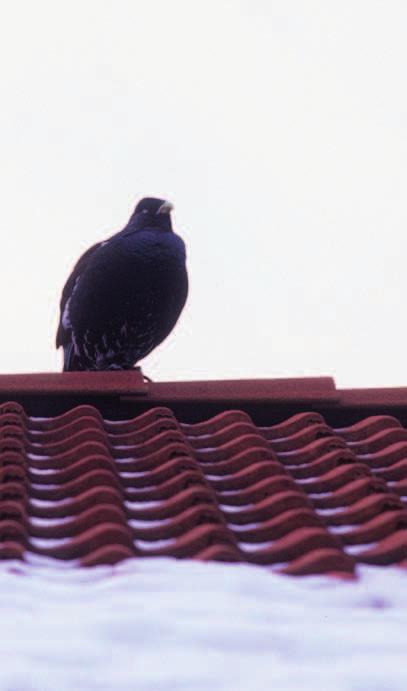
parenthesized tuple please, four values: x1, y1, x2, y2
(1, 373, 407, 577)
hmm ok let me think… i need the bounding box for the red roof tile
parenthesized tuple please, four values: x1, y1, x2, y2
(1, 373, 407, 577)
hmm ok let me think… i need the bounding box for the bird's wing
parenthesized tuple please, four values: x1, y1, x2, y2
(56, 241, 104, 348)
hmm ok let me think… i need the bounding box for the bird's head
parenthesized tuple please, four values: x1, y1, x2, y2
(130, 197, 174, 232)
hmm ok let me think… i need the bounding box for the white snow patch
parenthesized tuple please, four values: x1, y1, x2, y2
(30, 497, 72, 508)
(124, 500, 161, 510)
(129, 518, 172, 528)
(27, 452, 50, 460)
(29, 537, 71, 549)
(0, 558, 405, 691)
(30, 516, 73, 527)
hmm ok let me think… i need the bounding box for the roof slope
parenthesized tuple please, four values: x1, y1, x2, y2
(1, 374, 406, 577)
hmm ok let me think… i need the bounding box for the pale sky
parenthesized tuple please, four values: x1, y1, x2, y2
(1, 1, 406, 386)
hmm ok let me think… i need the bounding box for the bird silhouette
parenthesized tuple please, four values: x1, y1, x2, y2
(56, 197, 188, 371)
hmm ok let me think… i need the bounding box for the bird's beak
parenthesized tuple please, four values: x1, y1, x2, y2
(157, 201, 174, 214)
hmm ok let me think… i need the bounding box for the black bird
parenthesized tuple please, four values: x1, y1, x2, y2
(56, 197, 188, 371)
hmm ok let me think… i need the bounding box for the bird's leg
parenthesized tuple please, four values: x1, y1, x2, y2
(132, 365, 152, 381)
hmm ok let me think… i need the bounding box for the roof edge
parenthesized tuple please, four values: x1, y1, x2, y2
(339, 387, 407, 407)
(0, 371, 148, 395)
(0, 373, 336, 402)
(142, 377, 338, 403)
(1, 373, 407, 408)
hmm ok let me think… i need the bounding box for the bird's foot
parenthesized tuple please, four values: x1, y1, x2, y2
(132, 365, 152, 382)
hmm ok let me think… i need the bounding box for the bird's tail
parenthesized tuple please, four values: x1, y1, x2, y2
(63, 343, 82, 372)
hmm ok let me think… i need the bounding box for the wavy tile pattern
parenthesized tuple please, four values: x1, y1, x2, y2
(0, 402, 406, 576)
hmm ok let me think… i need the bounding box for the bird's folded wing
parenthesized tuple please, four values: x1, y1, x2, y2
(56, 241, 103, 348)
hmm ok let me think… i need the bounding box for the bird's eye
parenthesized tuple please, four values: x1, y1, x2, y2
(142, 209, 149, 214)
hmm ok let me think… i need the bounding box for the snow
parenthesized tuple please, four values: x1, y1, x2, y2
(0, 558, 406, 691)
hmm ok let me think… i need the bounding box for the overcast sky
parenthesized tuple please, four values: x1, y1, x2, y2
(1, 1, 406, 387)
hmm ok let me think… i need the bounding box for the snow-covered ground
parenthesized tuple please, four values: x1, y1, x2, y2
(0, 558, 406, 691)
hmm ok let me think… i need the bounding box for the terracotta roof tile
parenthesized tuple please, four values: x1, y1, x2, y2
(1, 394, 407, 577)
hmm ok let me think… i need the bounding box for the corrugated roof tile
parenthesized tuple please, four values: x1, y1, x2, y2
(0, 400, 406, 577)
